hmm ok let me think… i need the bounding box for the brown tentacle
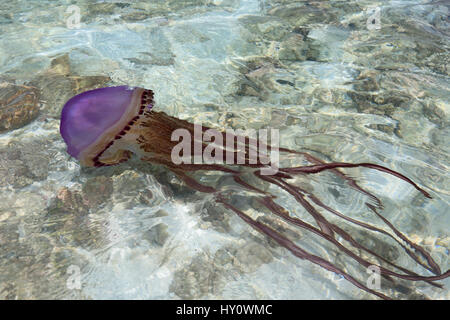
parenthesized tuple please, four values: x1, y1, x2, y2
(172, 170, 217, 193)
(258, 195, 445, 287)
(255, 171, 335, 236)
(279, 150, 384, 208)
(303, 190, 443, 282)
(166, 161, 448, 281)
(258, 195, 396, 284)
(258, 171, 444, 278)
(142, 156, 240, 174)
(366, 204, 442, 275)
(216, 194, 392, 300)
(280, 162, 431, 199)
(256, 172, 440, 276)
(232, 175, 272, 197)
(168, 167, 448, 294)
(273, 173, 442, 277)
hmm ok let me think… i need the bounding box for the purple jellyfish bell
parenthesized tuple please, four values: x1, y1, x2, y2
(60, 85, 154, 167)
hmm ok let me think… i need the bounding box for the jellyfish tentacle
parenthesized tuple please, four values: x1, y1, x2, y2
(258, 195, 396, 284)
(166, 153, 443, 281)
(153, 157, 445, 284)
(141, 157, 240, 174)
(269, 172, 443, 278)
(366, 204, 442, 276)
(216, 194, 392, 300)
(255, 171, 445, 279)
(258, 195, 444, 288)
(172, 169, 217, 194)
(278, 150, 383, 208)
(167, 165, 448, 290)
(160, 165, 392, 299)
(280, 162, 431, 199)
(278, 177, 441, 276)
(141, 156, 230, 193)
(255, 171, 335, 236)
(232, 175, 272, 197)
(303, 191, 442, 280)
(231, 169, 447, 287)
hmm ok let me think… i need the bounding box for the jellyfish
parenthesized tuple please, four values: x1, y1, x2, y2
(60, 86, 449, 299)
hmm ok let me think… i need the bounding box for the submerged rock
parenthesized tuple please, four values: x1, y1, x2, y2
(27, 54, 111, 118)
(47, 187, 89, 217)
(82, 176, 114, 210)
(0, 139, 52, 188)
(0, 82, 40, 132)
(170, 252, 221, 299)
(234, 241, 273, 273)
(278, 33, 308, 61)
(143, 223, 169, 246)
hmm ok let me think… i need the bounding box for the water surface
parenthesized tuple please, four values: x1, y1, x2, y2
(0, 0, 448, 299)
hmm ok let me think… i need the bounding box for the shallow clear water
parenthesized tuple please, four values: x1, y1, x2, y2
(0, 0, 448, 299)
